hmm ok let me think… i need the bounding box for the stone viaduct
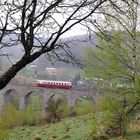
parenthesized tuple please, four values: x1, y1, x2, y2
(0, 83, 100, 110)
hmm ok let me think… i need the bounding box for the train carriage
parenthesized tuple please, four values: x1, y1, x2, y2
(36, 80, 72, 89)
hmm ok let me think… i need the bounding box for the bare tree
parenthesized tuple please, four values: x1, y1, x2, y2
(0, 0, 108, 90)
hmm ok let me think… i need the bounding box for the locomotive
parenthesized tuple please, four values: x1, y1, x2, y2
(36, 80, 72, 89)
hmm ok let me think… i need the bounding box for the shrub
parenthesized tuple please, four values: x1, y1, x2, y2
(19, 105, 42, 126)
(84, 115, 109, 140)
(75, 100, 94, 115)
(44, 95, 70, 123)
(88, 92, 138, 139)
(99, 94, 132, 138)
(0, 105, 18, 140)
(0, 104, 20, 129)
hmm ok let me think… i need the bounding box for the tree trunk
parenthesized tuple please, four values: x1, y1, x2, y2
(131, 1, 138, 86)
(0, 52, 41, 90)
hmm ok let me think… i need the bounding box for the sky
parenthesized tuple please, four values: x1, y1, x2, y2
(61, 24, 88, 38)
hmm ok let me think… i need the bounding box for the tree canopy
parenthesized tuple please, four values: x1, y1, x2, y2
(84, 0, 140, 89)
(0, 0, 108, 89)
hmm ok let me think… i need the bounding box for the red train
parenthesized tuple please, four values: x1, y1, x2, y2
(36, 80, 72, 89)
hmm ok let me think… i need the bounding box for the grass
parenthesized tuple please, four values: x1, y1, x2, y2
(1, 113, 140, 140)
(8, 114, 93, 140)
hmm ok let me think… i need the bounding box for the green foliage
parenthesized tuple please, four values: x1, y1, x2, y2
(9, 114, 94, 140)
(0, 104, 20, 129)
(83, 92, 140, 139)
(0, 104, 42, 130)
(83, 29, 140, 138)
(75, 100, 94, 115)
(28, 93, 42, 111)
(83, 112, 109, 140)
(91, 117, 103, 136)
(19, 105, 42, 126)
(3, 112, 140, 140)
(0, 129, 10, 140)
(99, 93, 133, 137)
(0, 105, 19, 140)
(84, 30, 140, 89)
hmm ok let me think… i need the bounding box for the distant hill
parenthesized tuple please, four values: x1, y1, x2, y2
(36, 34, 98, 68)
(0, 33, 98, 70)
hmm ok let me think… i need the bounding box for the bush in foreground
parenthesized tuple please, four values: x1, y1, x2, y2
(75, 99, 94, 116)
(44, 95, 70, 123)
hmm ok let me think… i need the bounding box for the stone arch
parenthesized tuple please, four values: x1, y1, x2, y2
(48, 93, 67, 102)
(45, 93, 68, 109)
(75, 95, 94, 105)
(3, 89, 19, 109)
(25, 91, 43, 111)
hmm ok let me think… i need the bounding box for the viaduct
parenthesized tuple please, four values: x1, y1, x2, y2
(0, 83, 101, 110)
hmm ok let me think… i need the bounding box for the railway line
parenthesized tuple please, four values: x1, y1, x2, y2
(9, 83, 101, 93)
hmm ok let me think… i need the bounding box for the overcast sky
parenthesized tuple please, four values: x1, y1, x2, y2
(61, 24, 87, 38)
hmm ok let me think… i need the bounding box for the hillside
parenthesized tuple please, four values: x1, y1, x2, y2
(36, 34, 97, 68)
(0, 34, 97, 70)
(9, 114, 93, 140)
(8, 113, 140, 140)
